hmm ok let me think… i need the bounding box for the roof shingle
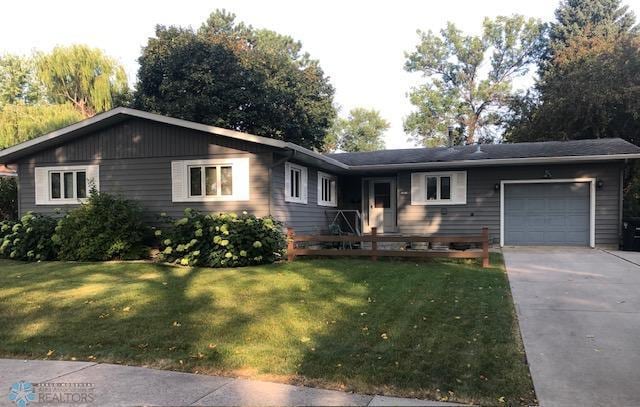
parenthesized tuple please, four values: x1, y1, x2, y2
(327, 138, 640, 166)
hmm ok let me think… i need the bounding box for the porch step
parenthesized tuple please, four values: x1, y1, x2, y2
(361, 241, 408, 250)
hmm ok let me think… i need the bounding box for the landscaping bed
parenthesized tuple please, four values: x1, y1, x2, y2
(0, 255, 534, 405)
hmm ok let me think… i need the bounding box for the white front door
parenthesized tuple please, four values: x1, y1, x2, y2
(368, 179, 396, 233)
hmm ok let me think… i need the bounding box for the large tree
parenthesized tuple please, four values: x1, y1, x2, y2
(0, 54, 43, 107)
(504, 0, 640, 142)
(549, 0, 636, 55)
(0, 103, 83, 149)
(134, 10, 335, 150)
(505, 30, 640, 143)
(36, 45, 129, 117)
(324, 108, 389, 152)
(404, 15, 545, 146)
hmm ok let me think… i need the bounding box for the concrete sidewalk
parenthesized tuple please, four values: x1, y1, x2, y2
(0, 359, 460, 407)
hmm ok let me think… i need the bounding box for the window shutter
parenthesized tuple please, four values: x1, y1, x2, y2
(171, 161, 186, 202)
(284, 163, 291, 201)
(233, 157, 250, 201)
(301, 167, 308, 204)
(34, 167, 49, 205)
(411, 173, 426, 205)
(453, 171, 467, 204)
(86, 165, 100, 192)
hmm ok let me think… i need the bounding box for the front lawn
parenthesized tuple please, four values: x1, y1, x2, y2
(0, 255, 534, 405)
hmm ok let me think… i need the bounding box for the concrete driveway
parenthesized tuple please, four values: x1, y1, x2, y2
(503, 248, 640, 407)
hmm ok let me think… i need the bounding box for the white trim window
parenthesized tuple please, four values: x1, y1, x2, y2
(411, 171, 467, 205)
(284, 162, 308, 204)
(171, 157, 250, 202)
(34, 165, 99, 205)
(317, 171, 337, 207)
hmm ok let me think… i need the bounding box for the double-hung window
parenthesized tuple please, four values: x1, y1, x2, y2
(425, 174, 451, 201)
(317, 171, 337, 207)
(411, 171, 466, 205)
(34, 165, 98, 205)
(189, 164, 233, 198)
(284, 162, 308, 204)
(171, 157, 250, 202)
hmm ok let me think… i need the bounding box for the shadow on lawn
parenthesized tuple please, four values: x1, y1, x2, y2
(0, 256, 534, 405)
(293, 257, 535, 405)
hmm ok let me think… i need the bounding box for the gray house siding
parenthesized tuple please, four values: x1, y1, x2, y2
(270, 161, 339, 234)
(17, 118, 276, 220)
(396, 163, 622, 247)
(9, 115, 626, 246)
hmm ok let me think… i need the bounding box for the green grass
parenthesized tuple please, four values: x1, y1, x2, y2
(0, 255, 534, 405)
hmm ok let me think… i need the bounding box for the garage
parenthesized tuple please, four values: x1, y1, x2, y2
(503, 182, 591, 246)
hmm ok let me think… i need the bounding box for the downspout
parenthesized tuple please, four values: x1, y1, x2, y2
(620, 161, 626, 248)
(268, 149, 295, 218)
(7, 164, 19, 217)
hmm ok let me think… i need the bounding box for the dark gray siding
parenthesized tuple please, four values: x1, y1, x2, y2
(270, 161, 340, 234)
(396, 163, 622, 247)
(17, 118, 275, 220)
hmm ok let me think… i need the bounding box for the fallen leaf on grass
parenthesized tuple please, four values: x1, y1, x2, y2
(122, 306, 131, 312)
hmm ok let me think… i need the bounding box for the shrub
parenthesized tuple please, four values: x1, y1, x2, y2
(53, 190, 149, 261)
(158, 209, 286, 267)
(0, 212, 57, 261)
(0, 177, 18, 221)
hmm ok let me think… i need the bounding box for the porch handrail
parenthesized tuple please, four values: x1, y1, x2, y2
(325, 209, 362, 236)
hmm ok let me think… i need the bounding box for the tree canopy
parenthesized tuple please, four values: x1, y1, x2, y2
(0, 46, 127, 151)
(324, 108, 389, 152)
(36, 45, 129, 117)
(404, 15, 545, 146)
(504, 0, 640, 143)
(0, 54, 43, 107)
(549, 0, 636, 50)
(134, 10, 336, 150)
(0, 103, 83, 149)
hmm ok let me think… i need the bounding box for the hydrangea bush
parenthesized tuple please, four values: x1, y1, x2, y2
(52, 190, 149, 261)
(157, 209, 286, 267)
(0, 212, 58, 261)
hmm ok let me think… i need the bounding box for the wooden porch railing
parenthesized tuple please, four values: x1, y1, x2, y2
(287, 226, 490, 268)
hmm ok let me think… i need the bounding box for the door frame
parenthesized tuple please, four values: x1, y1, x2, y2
(500, 178, 596, 248)
(361, 177, 397, 233)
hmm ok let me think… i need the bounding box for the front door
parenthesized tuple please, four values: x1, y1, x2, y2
(368, 179, 396, 233)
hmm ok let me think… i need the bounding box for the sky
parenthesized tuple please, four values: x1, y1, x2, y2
(2, 0, 639, 149)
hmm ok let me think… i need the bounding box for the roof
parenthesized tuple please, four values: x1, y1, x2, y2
(329, 138, 640, 170)
(0, 107, 638, 172)
(0, 107, 349, 171)
(0, 164, 16, 177)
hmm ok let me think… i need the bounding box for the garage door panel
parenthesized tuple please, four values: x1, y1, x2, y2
(567, 198, 589, 211)
(505, 198, 527, 211)
(547, 200, 566, 211)
(526, 198, 547, 211)
(504, 182, 590, 246)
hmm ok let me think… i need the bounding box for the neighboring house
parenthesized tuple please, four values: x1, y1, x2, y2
(0, 107, 639, 248)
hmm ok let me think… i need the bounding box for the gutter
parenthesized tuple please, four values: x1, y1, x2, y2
(345, 153, 640, 171)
